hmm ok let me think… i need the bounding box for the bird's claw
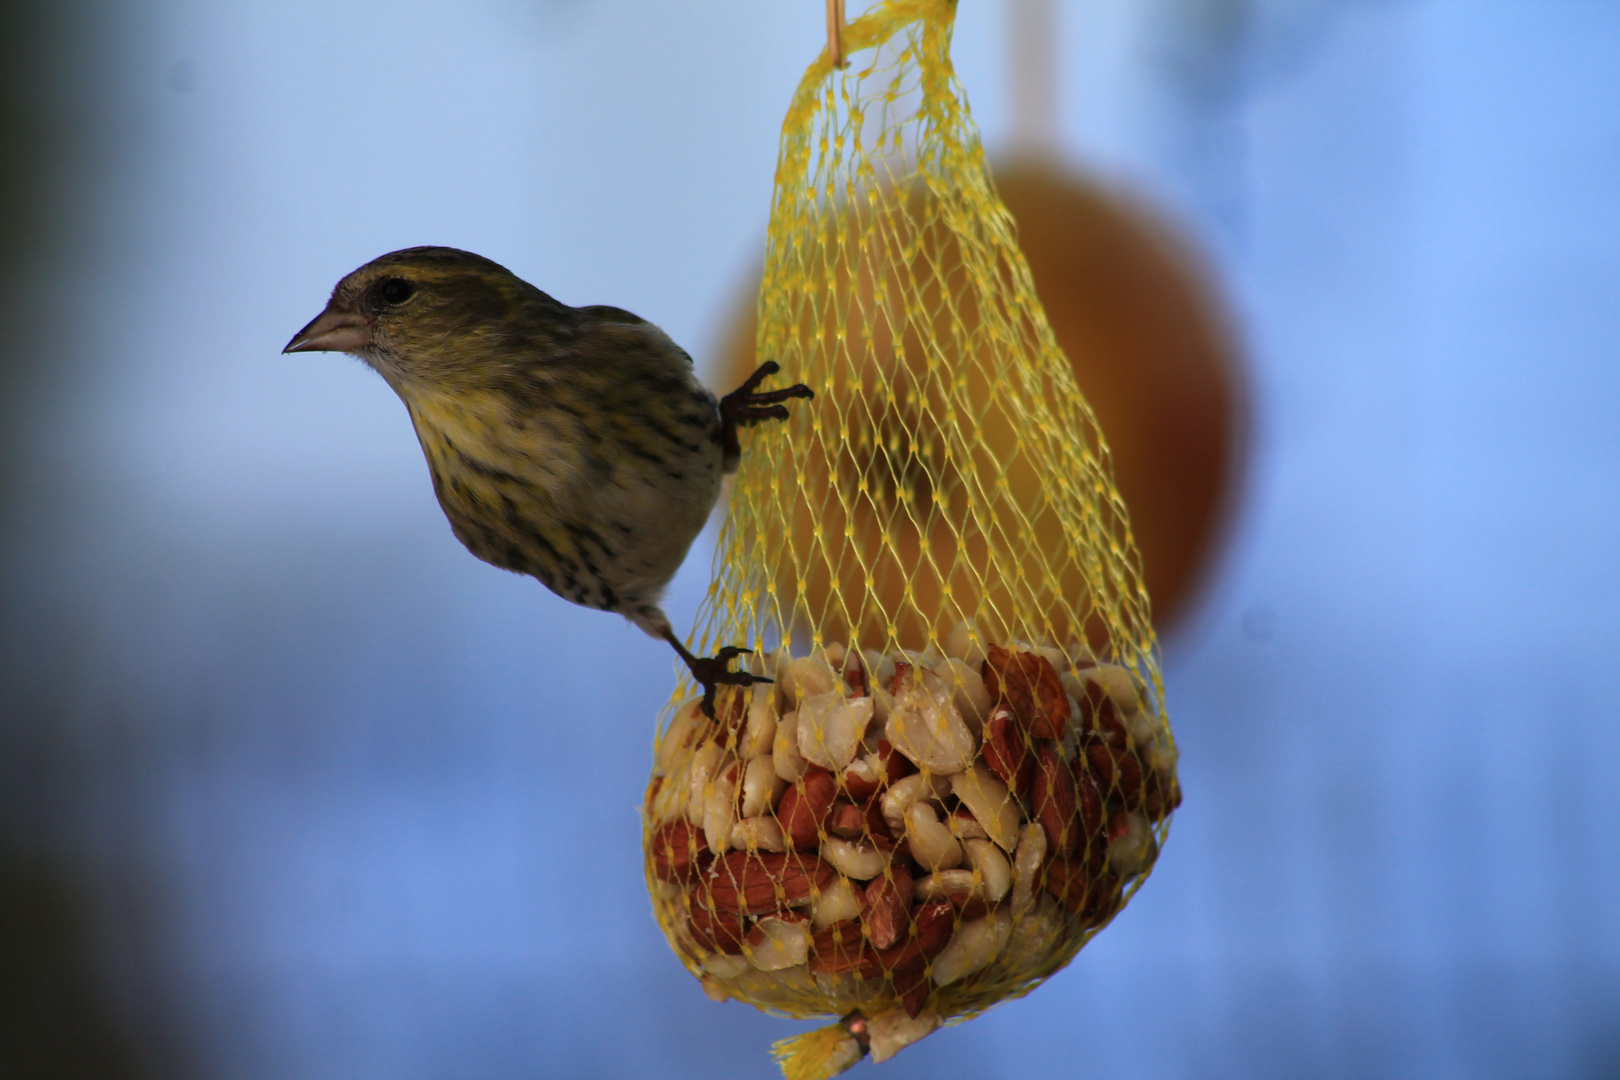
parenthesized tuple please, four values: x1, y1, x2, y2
(691, 645, 774, 721)
(721, 360, 814, 416)
(719, 361, 814, 460)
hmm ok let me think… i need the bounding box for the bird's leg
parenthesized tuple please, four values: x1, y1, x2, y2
(718, 360, 814, 460)
(671, 360, 805, 717)
(660, 628, 773, 720)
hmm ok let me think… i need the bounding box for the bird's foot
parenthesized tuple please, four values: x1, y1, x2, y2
(719, 360, 814, 459)
(660, 631, 773, 720)
(687, 645, 774, 721)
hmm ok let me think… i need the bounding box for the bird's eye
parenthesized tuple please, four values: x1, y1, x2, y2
(379, 278, 414, 305)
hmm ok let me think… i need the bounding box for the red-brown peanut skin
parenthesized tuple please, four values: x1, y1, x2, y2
(808, 919, 871, 975)
(649, 820, 709, 883)
(1076, 765, 1105, 844)
(713, 683, 749, 733)
(1033, 745, 1080, 857)
(841, 768, 880, 803)
(1087, 743, 1145, 805)
(953, 897, 993, 923)
(877, 740, 913, 783)
(687, 899, 748, 953)
(861, 865, 915, 951)
(1142, 770, 1167, 820)
(827, 801, 866, 839)
(845, 659, 869, 698)
(776, 768, 836, 850)
(842, 739, 914, 801)
(1084, 872, 1124, 923)
(1076, 679, 1128, 746)
(900, 975, 931, 1018)
(982, 644, 1069, 739)
(863, 795, 892, 841)
(1043, 855, 1091, 914)
(866, 899, 956, 980)
(981, 705, 1035, 799)
(702, 851, 836, 915)
(1142, 770, 1184, 820)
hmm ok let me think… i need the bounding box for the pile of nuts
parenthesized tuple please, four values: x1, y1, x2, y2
(643, 622, 1179, 1065)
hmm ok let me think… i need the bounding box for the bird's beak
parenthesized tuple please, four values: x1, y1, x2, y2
(283, 304, 368, 354)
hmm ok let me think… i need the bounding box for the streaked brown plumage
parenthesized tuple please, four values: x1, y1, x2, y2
(283, 246, 811, 712)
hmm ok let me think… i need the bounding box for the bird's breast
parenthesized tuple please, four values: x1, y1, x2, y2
(407, 387, 580, 494)
(399, 382, 723, 608)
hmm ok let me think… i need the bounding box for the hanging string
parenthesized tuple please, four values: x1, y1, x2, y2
(1009, 0, 1058, 157)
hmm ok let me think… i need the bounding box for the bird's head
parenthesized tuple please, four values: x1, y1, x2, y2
(283, 246, 565, 389)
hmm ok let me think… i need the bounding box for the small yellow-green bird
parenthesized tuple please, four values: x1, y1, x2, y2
(284, 246, 811, 715)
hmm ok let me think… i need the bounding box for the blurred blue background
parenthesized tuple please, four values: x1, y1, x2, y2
(1, 1, 1616, 1077)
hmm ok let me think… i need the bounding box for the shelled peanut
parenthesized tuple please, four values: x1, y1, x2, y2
(643, 622, 1180, 1054)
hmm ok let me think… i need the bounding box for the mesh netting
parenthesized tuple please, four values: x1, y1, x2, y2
(642, 2, 1178, 1075)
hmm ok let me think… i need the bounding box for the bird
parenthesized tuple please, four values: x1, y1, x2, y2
(282, 245, 813, 716)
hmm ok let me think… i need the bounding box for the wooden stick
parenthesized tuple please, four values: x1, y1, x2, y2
(826, 0, 848, 69)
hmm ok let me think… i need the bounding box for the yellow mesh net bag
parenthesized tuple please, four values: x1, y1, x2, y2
(642, 2, 1180, 1075)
